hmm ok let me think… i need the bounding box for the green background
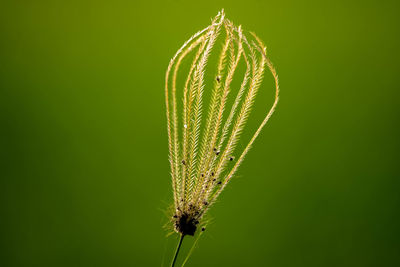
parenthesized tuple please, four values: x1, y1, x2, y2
(1, 0, 399, 266)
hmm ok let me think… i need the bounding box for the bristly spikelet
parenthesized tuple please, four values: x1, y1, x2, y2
(165, 10, 279, 236)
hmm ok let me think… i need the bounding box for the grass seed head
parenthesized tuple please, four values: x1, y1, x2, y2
(165, 9, 279, 236)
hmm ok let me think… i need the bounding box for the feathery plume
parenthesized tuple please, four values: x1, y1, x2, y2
(165, 10, 279, 266)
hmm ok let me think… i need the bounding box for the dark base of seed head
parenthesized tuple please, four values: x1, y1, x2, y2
(174, 213, 199, 236)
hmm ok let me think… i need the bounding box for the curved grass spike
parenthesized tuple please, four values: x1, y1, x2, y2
(165, 10, 279, 266)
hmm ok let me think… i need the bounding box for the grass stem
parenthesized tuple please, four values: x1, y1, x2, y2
(170, 234, 185, 267)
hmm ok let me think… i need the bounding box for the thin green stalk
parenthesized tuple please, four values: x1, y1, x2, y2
(170, 235, 185, 267)
(182, 229, 205, 267)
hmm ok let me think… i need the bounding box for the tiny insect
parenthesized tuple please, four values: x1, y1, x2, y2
(182, 160, 186, 165)
(217, 181, 222, 185)
(201, 227, 206, 231)
(229, 157, 234, 161)
(203, 201, 208, 206)
(216, 76, 221, 82)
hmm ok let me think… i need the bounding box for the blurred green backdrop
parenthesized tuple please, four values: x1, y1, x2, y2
(1, 0, 399, 266)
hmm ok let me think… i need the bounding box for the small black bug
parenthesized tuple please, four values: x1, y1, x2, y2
(217, 181, 222, 185)
(216, 76, 221, 82)
(201, 227, 206, 231)
(203, 201, 208, 206)
(229, 157, 234, 161)
(182, 160, 186, 165)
